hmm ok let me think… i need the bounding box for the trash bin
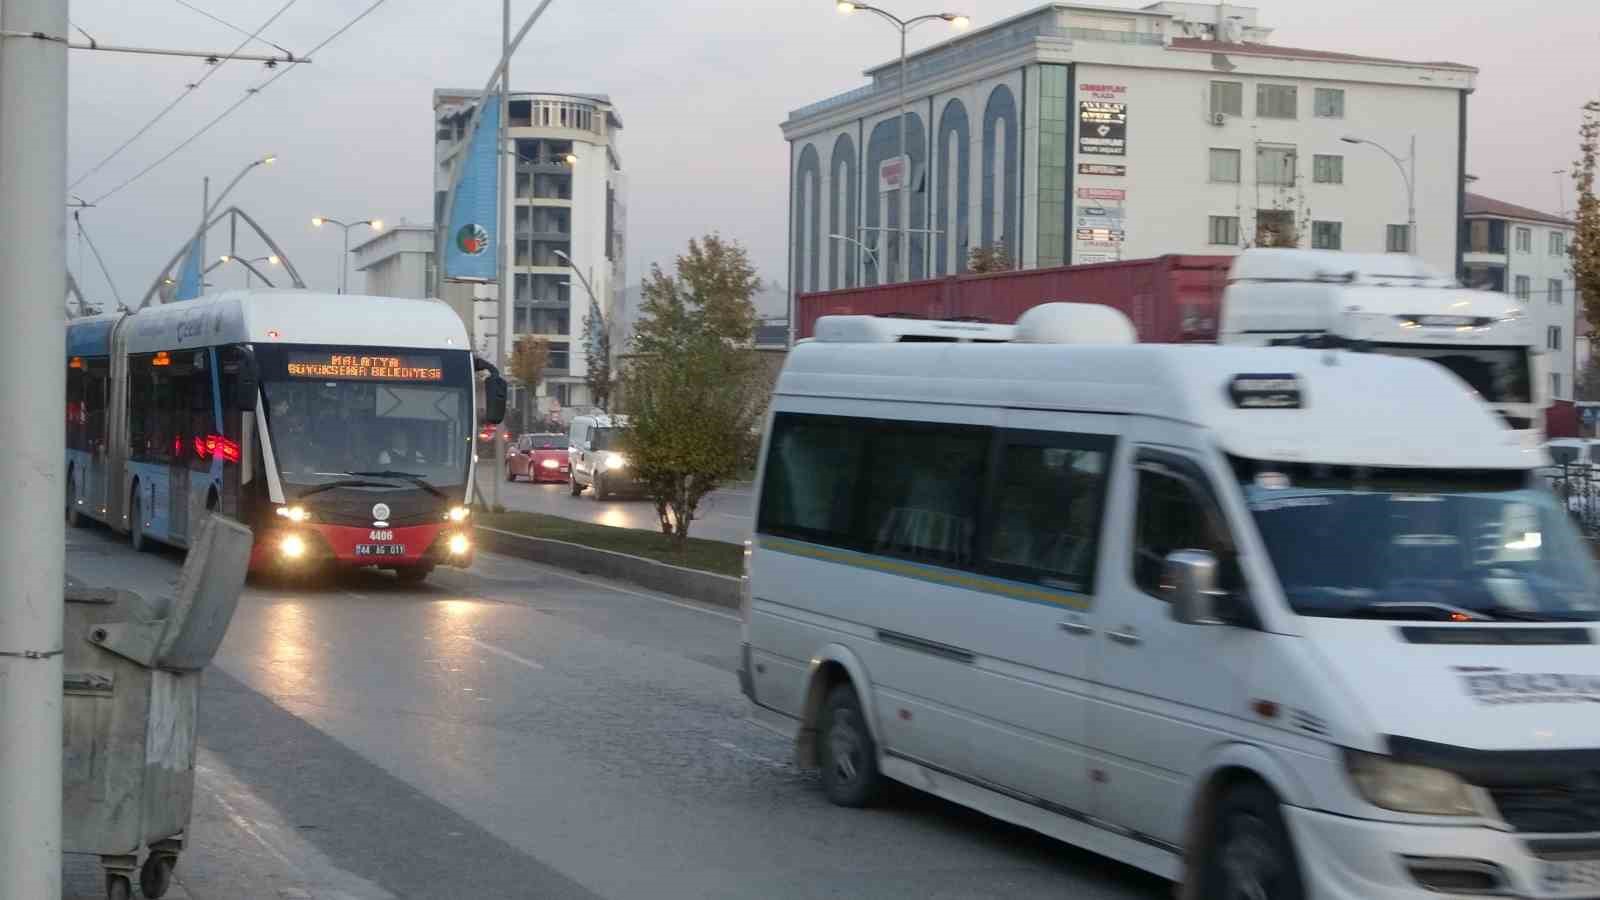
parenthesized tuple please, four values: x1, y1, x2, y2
(63, 514, 253, 900)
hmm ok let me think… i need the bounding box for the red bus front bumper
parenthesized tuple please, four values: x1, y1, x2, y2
(250, 521, 474, 571)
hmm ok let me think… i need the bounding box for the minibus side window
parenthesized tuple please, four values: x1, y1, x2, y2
(982, 436, 1113, 593)
(1132, 465, 1240, 599)
(856, 424, 989, 568)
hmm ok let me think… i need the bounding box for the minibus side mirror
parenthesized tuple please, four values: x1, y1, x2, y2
(483, 375, 508, 425)
(1166, 550, 1227, 625)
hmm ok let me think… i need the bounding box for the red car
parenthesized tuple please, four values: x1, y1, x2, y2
(506, 432, 569, 483)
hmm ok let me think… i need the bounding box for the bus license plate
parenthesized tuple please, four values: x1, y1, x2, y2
(356, 544, 406, 557)
(1540, 858, 1600, 897)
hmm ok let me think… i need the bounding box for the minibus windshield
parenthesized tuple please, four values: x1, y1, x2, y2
(1234, 461, 1600, 621)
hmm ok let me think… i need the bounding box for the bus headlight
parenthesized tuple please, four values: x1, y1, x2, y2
(606, 454, 627, 470)
(446, 506, 471, 523)
(280, 534, 307, 559)
(448, 534, 471, 556)
(275, 505, 311, 523)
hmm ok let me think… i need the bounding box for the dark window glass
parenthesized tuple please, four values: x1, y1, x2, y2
(758, 414, 865, 547)
(856, 423, 988, 568)
(1133, 465, 1236, 598)
(983, 439, 1111, 591)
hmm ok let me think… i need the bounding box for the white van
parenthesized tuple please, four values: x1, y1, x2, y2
(566, 413, 640, 500)
(741, 304, 1600, 899)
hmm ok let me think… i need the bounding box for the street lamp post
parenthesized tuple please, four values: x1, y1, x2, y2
(552, 248, 606, 409)
(836, 2, 968, 284)
(218, 254, 280, 287)
(310, 216, 383, 294)
(828, 233, 880, 276)
(1342, 134, 1415, 255)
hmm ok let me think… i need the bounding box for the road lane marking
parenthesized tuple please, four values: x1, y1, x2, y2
(465, 637, 544, 670)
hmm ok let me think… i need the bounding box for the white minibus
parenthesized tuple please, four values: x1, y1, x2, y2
(741, 303, 1599, 899)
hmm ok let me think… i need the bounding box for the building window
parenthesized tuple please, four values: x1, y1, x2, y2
(1386, 224, 1411, 253)
(1553, 373, 1564, 400)
(1256, 145, 1296, 186)
(1209, 215, 1240, 246)
(1469, 219, 1508, 254)
(1552, 231, 1568, 255)
(1312, 154, 1343, 184)
(1312, 221, 1343, 250)
(1313, 88, 1345, 118)
(1256, 84, 1298, 119)
(1550, 279, 1565, 304)
(1210, 81, 1242, 117)
(1208, 148, 1241, 183)
(1256, 209, 1294, 247)
(1548, 325, 1563, 351)
(1516, 227, 1532, 253)
(1516, 275, 1532, 300)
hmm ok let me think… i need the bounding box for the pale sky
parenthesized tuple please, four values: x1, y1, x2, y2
(65, 0, 1598, 307)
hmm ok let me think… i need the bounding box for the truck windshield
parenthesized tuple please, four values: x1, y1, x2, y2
(1235, 460, 1600, 621)
(1373, 343, 1532, 404)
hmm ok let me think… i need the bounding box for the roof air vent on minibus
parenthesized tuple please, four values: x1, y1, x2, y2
(812, 316, 1016, 343)
(1012, 303, 1137, 345)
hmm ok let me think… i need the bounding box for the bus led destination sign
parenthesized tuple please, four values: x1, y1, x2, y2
(287, 352, 444, 381)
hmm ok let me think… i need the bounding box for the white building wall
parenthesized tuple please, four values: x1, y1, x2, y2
(1510, 222, 1578, 399)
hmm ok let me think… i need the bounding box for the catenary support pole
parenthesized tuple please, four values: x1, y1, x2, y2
(490, 0, 510, 512)
(0, 1, 68, 897)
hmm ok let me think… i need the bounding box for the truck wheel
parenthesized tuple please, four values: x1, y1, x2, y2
(1201, 782, 1306, 900)
(139, 853, 174, 899)
(593, 473, 608, 501)
(819, 683, 883, 808)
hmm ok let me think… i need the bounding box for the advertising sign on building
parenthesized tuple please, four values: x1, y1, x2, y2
(1076, 206, 1126, 230)
(878, 155, 907, 193)
(1079, 101, 1127, 156)
(1078, 163, 1126, 176)
(1078, 252, 1118, 264)
(1075, 227, 1125, 244)
(1076, 187, 1126, 201)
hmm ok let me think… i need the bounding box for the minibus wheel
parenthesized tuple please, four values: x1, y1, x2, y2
(1202, 782, 1305, 900)
(819, 683, 882, 808)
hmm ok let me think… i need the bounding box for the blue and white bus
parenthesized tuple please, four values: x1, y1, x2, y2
(65, 290, 506, 582)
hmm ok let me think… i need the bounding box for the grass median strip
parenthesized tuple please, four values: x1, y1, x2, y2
(479, 511, 744, 577)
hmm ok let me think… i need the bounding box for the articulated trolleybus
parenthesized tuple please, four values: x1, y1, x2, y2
(65, 290, 507, 582)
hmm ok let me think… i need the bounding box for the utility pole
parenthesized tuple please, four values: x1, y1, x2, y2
(0, 0, 68, 896)
(200, 176, 209, 282)
(491, 0, 510, 513)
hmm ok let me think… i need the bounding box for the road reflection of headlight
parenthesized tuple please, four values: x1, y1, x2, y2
(541, 458, 559, 469)
(606, 454, 626, 470)
(447, 505, 470, 522)
(448, 534, 471, 556)
(280, 534, 307, 559)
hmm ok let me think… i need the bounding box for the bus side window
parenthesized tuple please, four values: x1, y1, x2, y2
(66, 360, 86, 453)
(128, 354, 155, 462)
(87, 359, 109, 455)
(188, 358, 214, 472)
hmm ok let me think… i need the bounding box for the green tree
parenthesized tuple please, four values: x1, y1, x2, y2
(507, 335, 550, 432)
(623, 235, 765, 547)
(581, 302, 614, 411)
(968, 242, 1013, 273)
(1573, 100, 1600, 335)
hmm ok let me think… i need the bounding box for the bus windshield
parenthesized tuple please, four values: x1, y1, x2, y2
(1373, 343, 1532, 404)
(258, 345, 474, 491)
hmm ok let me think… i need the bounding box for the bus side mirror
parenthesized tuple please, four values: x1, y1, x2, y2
(234, 372, 258, 413)
(484, 375, 508, 425)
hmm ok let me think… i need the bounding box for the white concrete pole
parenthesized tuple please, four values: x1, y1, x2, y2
(0, 0, 68, 896)
(490, 0, 510, 511)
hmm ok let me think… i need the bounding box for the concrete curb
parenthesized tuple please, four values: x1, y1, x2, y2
(474, 526, 743, 610)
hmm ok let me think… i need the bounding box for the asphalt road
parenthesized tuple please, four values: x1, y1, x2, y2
(64, 525, 1168, 900)
(482, 470, 754, 545)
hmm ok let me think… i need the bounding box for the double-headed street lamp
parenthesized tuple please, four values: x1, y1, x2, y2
(836, 2, 969, 284)
(310, 216, 383, 294)
(218, 254, 279, 287)
(1341, 135, 1416, 255)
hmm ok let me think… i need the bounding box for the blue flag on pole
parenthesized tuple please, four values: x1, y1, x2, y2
(174, 239, 203, 301)
(444, 94, 501, 282)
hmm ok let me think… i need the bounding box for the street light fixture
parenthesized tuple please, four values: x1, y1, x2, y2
(218, 254, 280, 287)
(310, 216, 383, 294)
(836, 3, 970, 285)
(1342, 134, 1416, 255)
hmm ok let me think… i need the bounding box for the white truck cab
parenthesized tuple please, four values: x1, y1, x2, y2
(742, 304, 1597, 899)
(1221, 249, 1543, 447)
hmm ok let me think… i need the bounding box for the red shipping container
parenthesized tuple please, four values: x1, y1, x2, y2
(796, 254, 1233, 343)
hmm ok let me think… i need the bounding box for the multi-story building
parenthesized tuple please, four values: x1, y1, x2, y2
(1463, 191, 1579, 401)
(783, 1, 1475, 310)
(351, 224, 479, 345)
(434, 90, 626, 413)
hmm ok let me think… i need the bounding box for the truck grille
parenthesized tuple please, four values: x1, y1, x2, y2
(1490, 780, 1600, 833)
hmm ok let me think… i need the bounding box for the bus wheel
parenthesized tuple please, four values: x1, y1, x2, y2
(130, 491, 151, 553)
(65, 470, 83, 529)
(395, 565, 432, 585)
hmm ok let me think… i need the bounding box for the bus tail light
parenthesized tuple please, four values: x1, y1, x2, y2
(192, 434, 242, 463)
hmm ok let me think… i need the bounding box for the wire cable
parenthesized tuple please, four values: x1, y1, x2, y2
(88, 0, 390, 206)
(67, 0, 300, 192)
(173, 0, 294, 58)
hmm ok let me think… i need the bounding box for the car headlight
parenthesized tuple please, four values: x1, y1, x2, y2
(275, 505, 310, 523)
(541, 458, 559, 469)
(280, 534, 306, 559)
(446, 506, 470, 523)
(1345, 750, 1478, 816)
(448, 534, 471, 556)
(605, 454, 626, 470)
